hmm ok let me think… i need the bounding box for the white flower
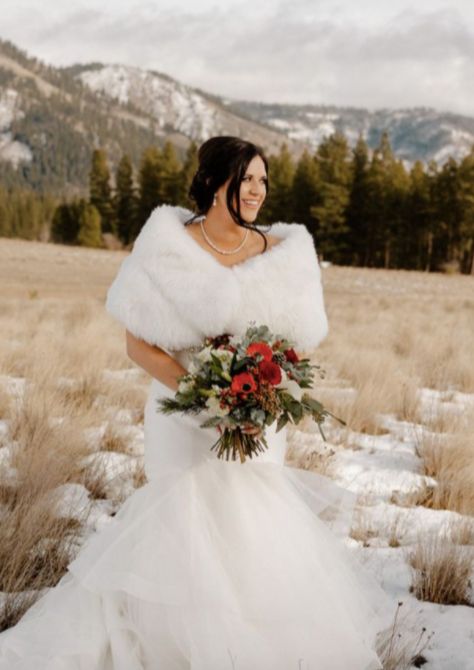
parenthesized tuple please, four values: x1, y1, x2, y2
(228, 334, 241, 347)
(283, 379, 304, 402)
(276, 369, 303, 402)
(178, 379, 195, 393)
(276, 368, 289, 386)
(187, 360, 199, 374)
(213, 348, 233, 362)
(205, 396, 230, 417)
(212, 348, 233, 371)
(195, 345, 213, 363)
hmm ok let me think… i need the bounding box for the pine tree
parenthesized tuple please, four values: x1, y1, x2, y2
(406, 161, 434, 271)
(291, 149, 321, 237)
(430, 157, 463, 270)
(77, 201, 102, 247)
(260, 143, 295, 225)
(137, 146, 164, 231)
(114, 154, 138, 246)
(51, 200, 82, 244)
(363, 131, 408, 268)
(89, 149, 116, 235)
(161, 140, 183, 205)
(310, 132, 352, 263)
(177, 140, 199, 208)
(388, 159, 410, 269)
(346, 134, 371, 265)
(457, 146, 474, 274)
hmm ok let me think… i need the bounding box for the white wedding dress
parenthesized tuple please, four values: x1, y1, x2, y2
(0, 205, 397, 669)
(0, 349, 395, 670)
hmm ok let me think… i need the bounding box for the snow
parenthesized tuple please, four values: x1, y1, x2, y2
(0, 88, 32, 166)
(0, 374, 26, 400)
(287, 383, 474, 668)
(77, 64, 220, 142)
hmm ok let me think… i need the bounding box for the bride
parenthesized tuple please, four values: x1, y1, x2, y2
(0, 135, 396, 669)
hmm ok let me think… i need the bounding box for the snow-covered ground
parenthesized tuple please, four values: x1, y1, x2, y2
(289, 385, 474, 669)
(0, 370, 473, 668)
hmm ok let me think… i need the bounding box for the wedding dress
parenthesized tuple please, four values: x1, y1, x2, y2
(0, 205, 396, 669)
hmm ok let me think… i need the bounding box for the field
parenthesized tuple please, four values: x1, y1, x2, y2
(0, 237, 473, 669)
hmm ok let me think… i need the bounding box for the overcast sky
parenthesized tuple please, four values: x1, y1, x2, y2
(1, 0, 473, 116)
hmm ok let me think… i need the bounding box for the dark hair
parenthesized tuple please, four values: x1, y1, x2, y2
(185, 135, 271, 252)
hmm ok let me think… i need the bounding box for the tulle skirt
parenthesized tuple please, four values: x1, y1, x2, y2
(0, 371, 397, 669)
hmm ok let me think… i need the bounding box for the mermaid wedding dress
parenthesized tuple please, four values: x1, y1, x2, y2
(0, 205, 396, 669)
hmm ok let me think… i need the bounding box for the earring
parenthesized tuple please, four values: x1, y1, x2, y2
(213, 194, 217, 207)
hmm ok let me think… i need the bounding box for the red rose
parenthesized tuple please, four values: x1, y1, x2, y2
(258, 360, 282, 385)
(231, 372, 257, 395)
(247, 342, 274, 362)
(284, 348, 299, 363)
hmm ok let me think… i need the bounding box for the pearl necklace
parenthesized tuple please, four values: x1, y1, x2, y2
(200, 216, 249, 255)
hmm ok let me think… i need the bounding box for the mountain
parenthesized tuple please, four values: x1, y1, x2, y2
(220, 100, 474, 165)
(1, 37, 474, 195)
(72, 64, 300, 156)
(0, 39, 301, 195)
(75, 62, 474, 166)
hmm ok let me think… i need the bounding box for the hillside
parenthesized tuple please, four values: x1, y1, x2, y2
(2, 37, 474, 195)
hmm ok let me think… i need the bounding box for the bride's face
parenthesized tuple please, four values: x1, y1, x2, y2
(217, 154, 268, 222)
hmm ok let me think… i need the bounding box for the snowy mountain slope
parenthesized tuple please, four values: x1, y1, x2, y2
(222, 100, 474, 165)
(72, 63, 301, 156)
(75, 63, 474, 165)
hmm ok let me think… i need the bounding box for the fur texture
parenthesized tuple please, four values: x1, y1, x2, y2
(105, 204, 329, 353)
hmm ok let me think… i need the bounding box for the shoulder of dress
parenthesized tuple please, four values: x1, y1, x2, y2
(131, 204, 193, 255)
(265, 221, 320, 268)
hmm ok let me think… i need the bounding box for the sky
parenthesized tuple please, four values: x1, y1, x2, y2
(1, 0, 474, 116)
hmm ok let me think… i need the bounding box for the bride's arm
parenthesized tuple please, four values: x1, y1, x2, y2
(125, 330, 187, 393)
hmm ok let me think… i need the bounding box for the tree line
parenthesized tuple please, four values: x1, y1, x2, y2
(1, 132, 473, 273)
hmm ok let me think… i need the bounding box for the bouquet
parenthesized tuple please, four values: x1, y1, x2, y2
(156, 323, 345, 463)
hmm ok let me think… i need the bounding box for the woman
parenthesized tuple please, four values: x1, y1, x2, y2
(0, 136, 396, 669)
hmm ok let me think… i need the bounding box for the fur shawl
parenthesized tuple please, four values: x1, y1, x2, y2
(105, 204, 329, 353)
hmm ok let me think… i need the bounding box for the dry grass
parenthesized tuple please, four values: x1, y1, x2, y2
(285, 439, 336, 477)
(375, 600, 435, 670)
(0, 387, 97, 628)
(410, 415, 474, 516)
(0, 241, 154, 627)
(405, 529, 474, 606)
(449, 516, 474, 545)
(104, 384, 148, 425)
(0, 383, 13, 422)
(312, 267, 474, 432)
(98, 422, 131, 454)
(349, 508, 380, 546)
(387, 514, 406, 548)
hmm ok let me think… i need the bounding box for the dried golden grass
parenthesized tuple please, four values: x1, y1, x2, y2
(449, 516, 474, 546)
(405, 529, 474, 606)
(410, 411, 474, 516)
(375, 600, 435, 670)
(349, 508, 380, 546)
(98, 422, 131, 454)
(0, 394, 94, 627)
(104, 384, 148, 426)
(0, 356, 144, 627)
(285, 442, 335, 476)
(0, 383, 13, 422)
